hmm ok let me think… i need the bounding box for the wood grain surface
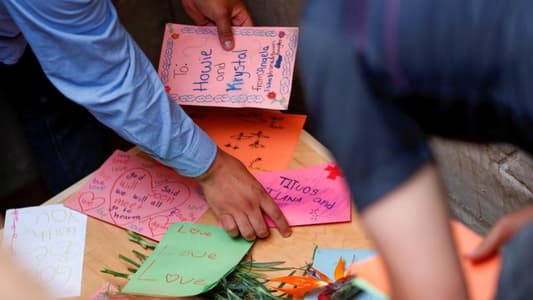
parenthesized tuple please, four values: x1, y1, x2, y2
(1, 131, 373, 299)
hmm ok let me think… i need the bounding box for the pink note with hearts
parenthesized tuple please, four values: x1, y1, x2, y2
(158, 23, 299, 110)
(254, 163, 352, 226)
(64, 150, 208, 241)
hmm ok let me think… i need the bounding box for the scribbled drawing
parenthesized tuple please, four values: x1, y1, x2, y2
(224, 143, 239, 150)
(64, 150, 210, 242)
(269, 116, 285, 129)
(9, 209, 19, 253)
(248, 157, 267, 171)
(148, 216, 170, 237)
(51, 241, 73, 263)
(39, 264, 72, 286)
(230, 132, 254, 141)
(248, 131, 270, 148)
(78, 191, 106, 212)
(168, 208, 178, 217)
(249, 130, 270, 139)
(108, 167, 192, 226)
(249, 139, 265, 149)
(33, 245, 49, 262)
(248, 157, 262, 169)
(309, 208, 320, 221)
(35, 211, 51, 226)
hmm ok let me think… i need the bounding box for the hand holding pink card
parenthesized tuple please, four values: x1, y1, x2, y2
(158, 24, 298, 110)
(254, 163, 352, 226)
(64, 150, 209, 241)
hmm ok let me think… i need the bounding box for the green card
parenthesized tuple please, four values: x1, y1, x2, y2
(122, 222, 254, 297)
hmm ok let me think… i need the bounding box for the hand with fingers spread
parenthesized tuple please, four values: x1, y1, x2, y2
(181, 0, 253, 50)
(466, 205, 533, 262)
(195, 148, 292, 241)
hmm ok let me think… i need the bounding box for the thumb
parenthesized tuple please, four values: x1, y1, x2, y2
(465, 219, 514, 262)
(214, 13, 235, 51)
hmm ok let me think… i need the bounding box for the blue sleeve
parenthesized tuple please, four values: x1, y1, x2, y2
(298, 0, 433, 211)
(3, 0, 217, 177)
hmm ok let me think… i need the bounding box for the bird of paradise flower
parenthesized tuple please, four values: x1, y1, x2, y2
(269, 257, 388, 300)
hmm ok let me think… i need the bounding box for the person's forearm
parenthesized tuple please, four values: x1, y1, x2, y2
(0, 248, 55, 300)
(361, 163, 468, 300)
(4, 0, 217, 177)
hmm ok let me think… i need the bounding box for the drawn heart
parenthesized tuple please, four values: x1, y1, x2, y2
(108, 168, 191, 226)
(148, 215, 170, 237)
(166, 273, 179, 283)
(78, 191, 105, 212)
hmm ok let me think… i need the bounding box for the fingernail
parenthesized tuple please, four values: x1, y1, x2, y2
(223, 40, 233, 50)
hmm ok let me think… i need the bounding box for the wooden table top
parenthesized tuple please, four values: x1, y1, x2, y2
(2, 131, 372, 299)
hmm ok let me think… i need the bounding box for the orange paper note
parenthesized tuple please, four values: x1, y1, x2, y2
(348, 221, 501, 300)
(188, 108, 306, 172)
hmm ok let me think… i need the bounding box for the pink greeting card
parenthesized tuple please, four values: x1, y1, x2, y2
(255, 163, 352, 226)
(64, 151, 208, 241)
(158, 23, 299, 110)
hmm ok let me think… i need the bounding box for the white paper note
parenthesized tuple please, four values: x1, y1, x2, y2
(3, 204, 87, 298)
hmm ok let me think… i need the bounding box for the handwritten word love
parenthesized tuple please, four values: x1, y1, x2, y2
(165, 273, 206, 285)
(175, 224, 212, 237)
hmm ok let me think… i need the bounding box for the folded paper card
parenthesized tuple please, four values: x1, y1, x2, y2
(347, 221, 501, 300)
(159, 23, 298, 110)
(64, 150, 208, 241)
(188, 108, 306, 172)
(122, 222, 253, 297)
(254, 163, 352, 226)
(304, 249, 382, 300)
(2, 205, 87, 298)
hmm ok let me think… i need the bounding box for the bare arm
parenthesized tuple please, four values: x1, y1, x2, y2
(361, 163, 468, 300)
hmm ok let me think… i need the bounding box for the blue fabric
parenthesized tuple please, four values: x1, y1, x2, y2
(299, 0, 533, 211)
(495, 222, 533, 299)
(0, 0, 217, 177)
(299, 0, 432, 211)
(1, 48, 113, 193)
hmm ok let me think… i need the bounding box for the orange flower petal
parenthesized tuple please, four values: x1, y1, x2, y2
(309, 266, 332, 283)
(334, 257, 345, 281)
(269, 275, 323, 287)
(273, 286, 318, 297)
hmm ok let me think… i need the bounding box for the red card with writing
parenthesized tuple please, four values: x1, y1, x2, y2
(63, 150, 208, 241)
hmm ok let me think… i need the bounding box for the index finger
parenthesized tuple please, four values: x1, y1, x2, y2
(261, 197, 291, 237)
